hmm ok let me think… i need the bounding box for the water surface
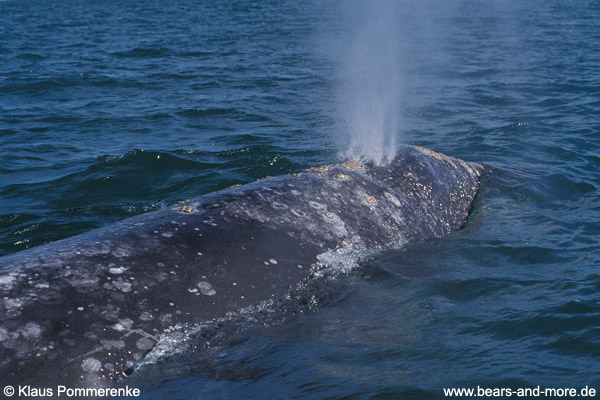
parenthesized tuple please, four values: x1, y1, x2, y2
(1, 0, 599, 398)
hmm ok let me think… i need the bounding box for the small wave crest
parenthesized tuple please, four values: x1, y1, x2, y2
(113, 47, 171, 58)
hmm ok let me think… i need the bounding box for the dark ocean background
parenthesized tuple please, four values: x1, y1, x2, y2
(1, 0, 599, 398)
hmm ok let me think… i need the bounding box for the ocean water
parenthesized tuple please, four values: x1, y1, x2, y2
(1, 0, 599, 398)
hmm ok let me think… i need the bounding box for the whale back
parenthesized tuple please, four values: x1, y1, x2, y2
(0, 145, 483, 387)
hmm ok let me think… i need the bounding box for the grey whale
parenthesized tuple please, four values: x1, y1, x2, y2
(0, 145, 483, 388)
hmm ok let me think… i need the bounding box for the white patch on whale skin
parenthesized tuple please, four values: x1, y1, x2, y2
(136, 336, 156, 351)
(308, 201, 327, 211)
(271, 201, 288, 210)
(3, 298, 24, 316)
(108, 266, 127, 275)
(290, 208, 309, 219)
(81, 358, 102, 373)
(321, 212, 348, 237)
(0, 275, 16, 290)
(1, 329, 21, 351)
(113, 280, 132, 292)
(161, 232, 174, 238)
(269, 259, 278, 265)
(112, 247, 131, 258)
(101, 339, 125, 350)
(384, 192, 402, 207)
(197, 282, 216, 296)
(84, 331, 97, 340)
(112, 318, 134, 332)
(140, 311, 153, 321)
(20, 322, 42, 340)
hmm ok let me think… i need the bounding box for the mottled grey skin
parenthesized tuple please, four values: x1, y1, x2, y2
(0, 146, 483, 388)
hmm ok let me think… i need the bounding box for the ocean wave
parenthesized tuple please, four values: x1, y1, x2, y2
(113, 47, 171, 58)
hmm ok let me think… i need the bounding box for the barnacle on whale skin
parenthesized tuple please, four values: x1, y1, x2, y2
(303, 160, 364, 175)
(365, 195, 377, 206)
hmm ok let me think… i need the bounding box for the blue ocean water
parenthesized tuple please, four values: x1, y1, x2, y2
(1, 0, 599, 398)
